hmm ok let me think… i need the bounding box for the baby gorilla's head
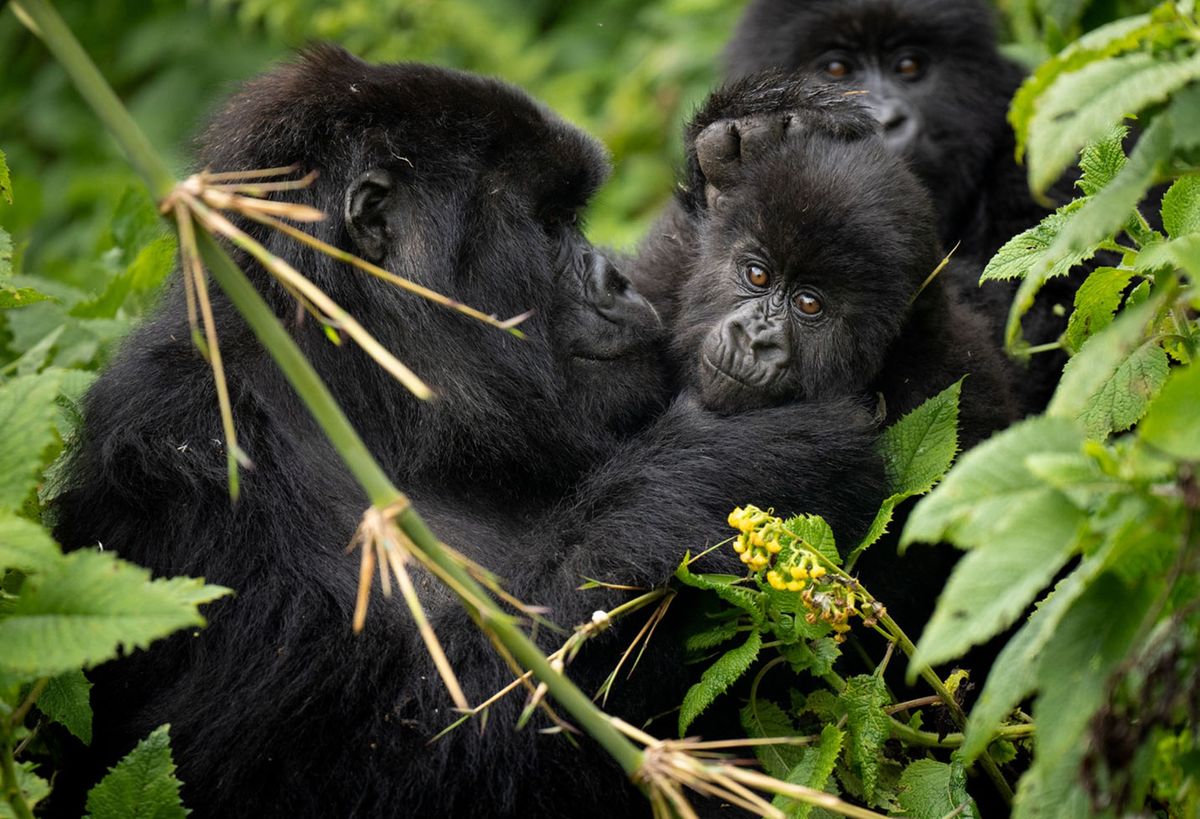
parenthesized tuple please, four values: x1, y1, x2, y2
(674, 131, 941, 412)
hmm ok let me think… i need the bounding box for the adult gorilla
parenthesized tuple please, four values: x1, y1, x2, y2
(52, 47, 883, 818)
(724, 0, 1074, 407)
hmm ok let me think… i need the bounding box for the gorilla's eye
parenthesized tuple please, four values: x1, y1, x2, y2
(744, 263, 771, 289)
(794, 291, 823, 316)
(895, 55, 924, 78)
(822, 59, 851, 79)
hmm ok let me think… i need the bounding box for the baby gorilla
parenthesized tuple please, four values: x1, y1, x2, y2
(654, 75, 1018, 447)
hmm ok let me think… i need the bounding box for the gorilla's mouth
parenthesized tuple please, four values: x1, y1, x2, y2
(701, 354, 776, 391)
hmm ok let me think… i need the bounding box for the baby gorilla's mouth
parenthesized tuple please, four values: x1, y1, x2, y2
(698, 355, 790, 413)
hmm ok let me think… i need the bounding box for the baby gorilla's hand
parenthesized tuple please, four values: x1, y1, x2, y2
(694, 112, 803, 209)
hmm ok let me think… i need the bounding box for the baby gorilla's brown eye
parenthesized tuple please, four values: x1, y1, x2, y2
(896, 55, 922, 77)
(823, 60, 850, 78)
(745, 263, 771, 289)
(794, 291, 823, 316)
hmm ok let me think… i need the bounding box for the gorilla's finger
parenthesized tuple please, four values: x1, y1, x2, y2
(695, 120, 741, 190)
(736, 113, 786, 163)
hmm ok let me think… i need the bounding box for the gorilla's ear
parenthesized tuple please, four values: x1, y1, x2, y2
(345, 169, 394, 263)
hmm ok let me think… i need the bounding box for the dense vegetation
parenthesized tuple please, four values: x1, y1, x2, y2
(1, 1, 1197, 817)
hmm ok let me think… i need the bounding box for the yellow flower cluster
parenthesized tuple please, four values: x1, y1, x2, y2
(728, 505, 783, 572)
(726, 504, 886, 644)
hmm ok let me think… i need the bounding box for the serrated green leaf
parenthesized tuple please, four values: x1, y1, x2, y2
(37, 668, 93, 744)
(1140, 361, 1200, 459)
(684, 618, 741, 653)
(0, 511, 60, 575)
(901, 416, 1084, 550)
(0, 371, 65, 510)
(852, 381, 962, 559)
(960, 541, 1114, 762)
(741, 698, 802, 778)
(0, 761, 49, 819)
(911, 488, 1084, 673)
(1064, 267, 1135, 353)
(980, 201, 1087, 283)
(0, 550, 231, 677)
(779, 637, 839, 678)
(1076, 124, 1128, 196)
(71, 235, 176, 320)
(675, 561, 766, 622)
(1161, 174, 1200, 239)
(1076, 341, 1169, 439)
(1050, 296, 1164, 429)
(842, 674, 890, 801)
(678, 629, 762, 736)
(896, 759, 976, 819)
(1027, 50, 1200, 194)
(0, 227, 12, 284)
(1031, 574, 1154, 777)
(781, 514, 839, 566)
(1043, 115, 1172, 274)
(85, 725, 187, 819)
(879, 379, 962, 499)
(772, 724, 844, 818)
(1136, 233, 1200, 276)
(0, 288, 52, 309)
(1010, 13, 1159, 157)
(0, 148, 11, 205)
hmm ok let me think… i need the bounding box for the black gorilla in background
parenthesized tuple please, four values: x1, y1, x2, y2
(52, 47, 885, 818)
(724, 0, 1075, 407)
(632, 75, 1018, 449)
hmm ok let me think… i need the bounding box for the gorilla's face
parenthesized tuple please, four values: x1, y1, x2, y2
(673, 136, 939, 412)
(726, 0, 1025, 232)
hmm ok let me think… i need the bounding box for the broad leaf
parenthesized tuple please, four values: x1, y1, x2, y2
(897, 759, 976, 819)
(1076, 342, 1169, 439)
(0, 761, 49, 819)
(0, 371, 65, 510)
(1076, 124, 1128, 196)
(37, 669, 94, 744)
(1161, 174, 1200, 239)
(0, 550, 230, 677)
(741, 698, 802, 778)
(772, 724, 843, 818)
(1139, 361, 1200, 459)
(1027, 50, 1200, 193)
(678, 628, 762, 736)
(1063, 267, 1134, 353)
(85, 725, 187, 819)
(842, 674, 890, 801)
(781, 514, 839, 566)
(0, 511, 60, 575)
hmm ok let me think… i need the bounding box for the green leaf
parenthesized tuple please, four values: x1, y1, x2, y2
(85, 725, 188, 819)
(0, 549, 231, 677)
(684, 618, 741, 653)
(842, 674, 890, 801)
(1161, 174, 1200, 240)
(1050, 297, 1166, 434)
(772, 724, 844, 818)
(1063, 267, 1135, 353)
(1136, 233, 1200, 276)
(0, 371, 65, 510)
(781, 514, 839, 566)
(0, 148, 11, 205)
(902, 416, 1084, 550)
(0, 227, 12, 284)
(852, 380, 962, 559)
(675, 561, 766, 623)
(960, 542, 1114, 762)
(879, 379, 962, 498)
(0, 511, 60, 575)
(678, 628, 762, 736)
(1031, 574, 1154, 777)
(1042, 115, 1172, 274)
(1139, 361, 1200, 459)
(897, 759, 976, 819)
(1027, 50, 1200, 194)
(0, 288, 52, 309)
(980, 201, 1087, 283)
(0, 761, 49, 819)
(911, 487, 1084, 673)
(37, 668, 94, 744)
(779, 637, 839, 678)
(71, 235, 176, 320)
(1076, 124, 1128, 196)
(741, 698, 802, 778)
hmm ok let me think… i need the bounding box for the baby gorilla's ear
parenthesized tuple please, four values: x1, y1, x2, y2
(344, 168, 394, 262)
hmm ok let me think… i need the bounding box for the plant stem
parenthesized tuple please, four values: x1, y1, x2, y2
(11, 0, 176, 200)
(0, 736, 33, 819)
(195, 229, 644, 776)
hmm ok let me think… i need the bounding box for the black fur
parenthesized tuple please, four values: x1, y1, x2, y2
(724, 0, 1078, 408)
(51, 47, 886, 818)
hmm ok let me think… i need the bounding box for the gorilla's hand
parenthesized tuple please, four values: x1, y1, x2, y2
(694, 111, 805, 208)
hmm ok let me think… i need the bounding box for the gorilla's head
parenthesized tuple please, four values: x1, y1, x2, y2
(673, 128, 940, 412)
(725, 0, 1025, 235)
(198, 46, 664, 483)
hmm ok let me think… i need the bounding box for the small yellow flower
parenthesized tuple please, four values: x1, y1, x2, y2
(789, 566, 808, 580)
(766, 571, 786, 590)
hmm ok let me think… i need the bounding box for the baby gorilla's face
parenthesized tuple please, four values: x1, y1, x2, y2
(672, 138, 939, 412)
